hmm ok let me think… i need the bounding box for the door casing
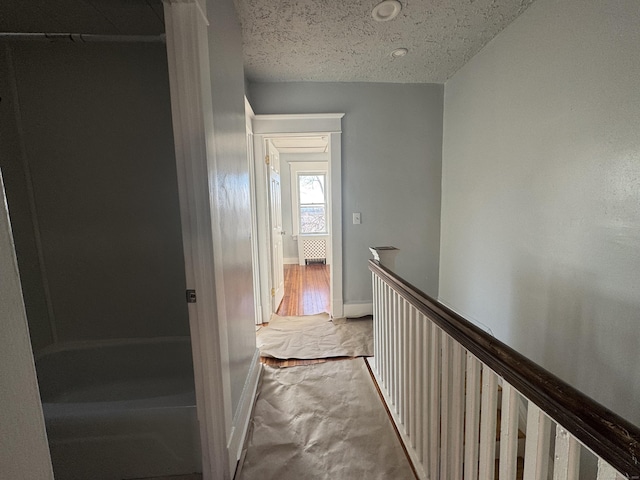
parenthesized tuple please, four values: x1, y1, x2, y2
(250, 113, 344, 323)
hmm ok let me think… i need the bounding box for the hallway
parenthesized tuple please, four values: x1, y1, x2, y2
(235, 358, 416, 480)
(276, 264, 330, 317)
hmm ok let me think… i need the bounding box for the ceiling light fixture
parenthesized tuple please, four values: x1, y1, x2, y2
(372, 0, 402, 22)
(391, 48, 408, 58)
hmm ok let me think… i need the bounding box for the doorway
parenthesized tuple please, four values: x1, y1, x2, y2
(277, 154, 331, 316)
(249, 113, 344, 323)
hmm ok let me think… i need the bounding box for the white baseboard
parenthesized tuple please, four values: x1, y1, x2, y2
(284, 257, 298, 264)
(343, 302, 373, 318)
(227, 349, 261, 469)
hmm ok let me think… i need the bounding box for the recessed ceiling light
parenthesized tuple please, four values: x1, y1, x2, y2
(391, 48, 408, 58)
(372, 0, 402, 22)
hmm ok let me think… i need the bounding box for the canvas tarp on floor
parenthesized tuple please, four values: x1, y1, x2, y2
(257, 313, 373, 359)
(236, 358, 415, 480)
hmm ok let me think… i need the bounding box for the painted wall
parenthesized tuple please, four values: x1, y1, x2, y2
(0, 42, 189, 346)
(441, 0, 640, 423)
(0, 172, 54, 479)
(0, 45, 53, 351)
(248, 83, 444, 304)
(206, 0, 258, 413)
(279, 152, 329, 261)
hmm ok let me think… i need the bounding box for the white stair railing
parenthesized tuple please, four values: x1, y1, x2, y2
(369, 260, 639, 480)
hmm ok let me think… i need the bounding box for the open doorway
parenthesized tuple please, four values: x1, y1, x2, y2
(248, 113, 344, 324)
(271, 139, 331, 316)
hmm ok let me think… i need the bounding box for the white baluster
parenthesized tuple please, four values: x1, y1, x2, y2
(376, 275, 382, 371)
(596, 458, 625, 480)
(553, 427, 580, 480)
(450, 342, 465, 479)
(391, 291, 399, 412)
(428, 323, 441, 479)
(398, 297, 405, 424)
(464, 353, 482, 480)
(401, 299, 409, 429)
(377, 279, 384, 383)
(419, 312, 430, 465)
(440, 334, 452, 480)
(499, 383, 520, 480)
(393, 291, 401, 413)
(409, 307, 426, 461)
(385, 282, 391, 387)
(407, 305, 415, 445)
(523, 403, 551, 480)
(372, 274, 378, 371)
(479, 366, 498, 480)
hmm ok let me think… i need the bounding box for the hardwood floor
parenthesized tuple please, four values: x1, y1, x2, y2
(265, 263, 331, 367)
(276, 264, 330, 317)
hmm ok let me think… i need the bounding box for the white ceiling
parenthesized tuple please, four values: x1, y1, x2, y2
(2, 0, 536, 85)
(234, 0, 536, 84)
(271, 136, 329, 153)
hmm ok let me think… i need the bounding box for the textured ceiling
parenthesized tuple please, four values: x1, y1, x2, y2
(235, 0, 536, 83)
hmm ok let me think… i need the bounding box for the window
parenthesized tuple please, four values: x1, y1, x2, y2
(298, 174, 327, 234)
(289, 162, 329, 237)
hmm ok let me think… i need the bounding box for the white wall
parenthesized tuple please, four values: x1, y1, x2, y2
(249, 83, 444, 304)
(206, 0, 258, 413)
(0, 42, 189, 346)
(441, 0, 640, 423)
(0, 172, 54, 479)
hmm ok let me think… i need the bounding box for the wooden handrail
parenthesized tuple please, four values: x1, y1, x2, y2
(369, 259, 640, 479)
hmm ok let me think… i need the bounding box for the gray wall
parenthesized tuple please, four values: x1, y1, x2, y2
(207, 0, 258, 413)
(0, 45, 53, 351)
(0, 172, 54, 479)
(0, 42, 189, 348)
(248, 83, 444, 303)
(441, 0, 640, 423)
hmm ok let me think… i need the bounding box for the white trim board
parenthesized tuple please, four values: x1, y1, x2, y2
(163, 1, 234, 478)
(0, 171, 55, 479)
(227, 349, 261, 471)
(284, 257, 298, 265)
(245, 98, 263, 326)
(253, 114, 344, 134)
(343, 302, 373, 318)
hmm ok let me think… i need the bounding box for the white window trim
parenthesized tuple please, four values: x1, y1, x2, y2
(290, 162, 329, 237)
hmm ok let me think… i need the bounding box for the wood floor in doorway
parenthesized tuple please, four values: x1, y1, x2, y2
(276, 264, 330, 317)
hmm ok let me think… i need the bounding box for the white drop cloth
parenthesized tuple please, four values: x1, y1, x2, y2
(257, 313, 373, 359)
(236, 359, 415, 480)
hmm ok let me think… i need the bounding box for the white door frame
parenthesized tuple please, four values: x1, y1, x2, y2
(265, 139, 285, 311)
(0, 170, 55, 479)
(245, 99, 263, 325)
(163, 1, 233, 478)
(252, 114, 344, 321)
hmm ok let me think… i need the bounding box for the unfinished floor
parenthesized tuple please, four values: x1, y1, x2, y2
(236, 358, 415, 480)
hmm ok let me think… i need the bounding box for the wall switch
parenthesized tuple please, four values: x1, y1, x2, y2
(353, 212, 361, 224)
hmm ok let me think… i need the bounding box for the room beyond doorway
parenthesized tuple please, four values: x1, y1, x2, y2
(276, 264, 330, 316)
(250, 112, 344, 322)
